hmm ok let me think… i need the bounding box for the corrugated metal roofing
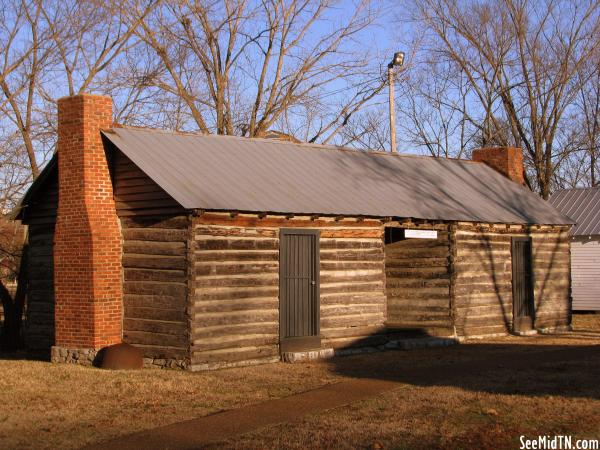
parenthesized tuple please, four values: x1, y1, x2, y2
(100, 127, 571, 225)
(549, 187, 600, 235)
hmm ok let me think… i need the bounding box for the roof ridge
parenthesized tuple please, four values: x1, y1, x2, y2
(108, 125, 477, 165)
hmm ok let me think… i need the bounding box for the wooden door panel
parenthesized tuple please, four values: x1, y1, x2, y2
(279, 229, 320, 352)
(512, 237, 534, 332)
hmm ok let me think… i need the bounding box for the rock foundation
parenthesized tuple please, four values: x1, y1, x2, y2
(51, 346, 97, 365)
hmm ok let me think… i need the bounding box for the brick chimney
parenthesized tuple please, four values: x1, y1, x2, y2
(53, 94, 122, 358)
(472, 147, 525, 185)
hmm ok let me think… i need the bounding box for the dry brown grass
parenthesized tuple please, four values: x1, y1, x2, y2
(0, 358, 340, 449)
(1, 313, 599, 449)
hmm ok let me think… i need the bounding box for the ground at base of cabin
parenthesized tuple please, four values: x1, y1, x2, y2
(0, 313, 599, 450)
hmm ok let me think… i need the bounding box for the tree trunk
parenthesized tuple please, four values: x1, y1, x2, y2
(0, 245, 28, 352)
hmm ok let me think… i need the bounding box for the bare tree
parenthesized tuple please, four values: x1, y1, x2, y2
(407, 0, 600, 198)
(126, 0, 387, 142)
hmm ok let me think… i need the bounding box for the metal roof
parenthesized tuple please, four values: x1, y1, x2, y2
(99, 127, 572, 225)
(549, 187, 600, 235)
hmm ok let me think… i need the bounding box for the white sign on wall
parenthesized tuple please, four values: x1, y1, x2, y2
(404, 229, 438, 239)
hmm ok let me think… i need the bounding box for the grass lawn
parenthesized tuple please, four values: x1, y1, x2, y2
(1, 314, 599, 449)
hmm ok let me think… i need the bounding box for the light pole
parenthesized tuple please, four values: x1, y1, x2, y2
(388, 51, 405, 153)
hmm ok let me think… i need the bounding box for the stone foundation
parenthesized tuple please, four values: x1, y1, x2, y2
(51, 346, 98, 365)
(143, 358, 189, 370)
(51, 346, 189, 369)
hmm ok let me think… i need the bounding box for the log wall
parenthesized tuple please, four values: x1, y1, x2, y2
(384, 222, 453, 336)
(22, 172, 58, 351)
(190, 213, 386, 369)
(452, 223, 571, 336)
(113, 149, 190, 367)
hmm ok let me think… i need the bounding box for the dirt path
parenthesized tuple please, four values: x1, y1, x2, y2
(83, 343, 599, 450)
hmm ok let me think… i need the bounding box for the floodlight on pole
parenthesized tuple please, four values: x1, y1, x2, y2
(388, 51, 405, 152)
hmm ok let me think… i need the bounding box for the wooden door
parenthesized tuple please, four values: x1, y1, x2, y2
(279, 229, 320, 352)
(512, 237, 535, 332)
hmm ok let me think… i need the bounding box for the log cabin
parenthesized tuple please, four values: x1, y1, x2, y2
(14, 94, 573, 370)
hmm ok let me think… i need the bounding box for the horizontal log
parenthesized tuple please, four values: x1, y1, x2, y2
(192, 334, 278, 353)
(124, 318, 188, 336)
(124, 306, 187, 322)
(387, 308, 451, 319)
(321, 314, 384, 329)
(323, 335, 390, 349)
(194, 249, 279, 262)
(383, 319, 452, 329)
(454, 296, 513, 309)
(319, 229, 382, 239)
(28, 233, 55, 246)
(123, 228, 188, 242)
(192, 344, 279, 364)
(454, 274, 512, 284)
(26, 301, 54, 313)
(454, 314, 512, 328)
(192, 322, 279, 339)
(124, 330, 188, 348)
(385, 237, 449, 250)
(28, 245, 54, 257)
(115, 190, 173, 203)
(320, 292, 386, 305)
(320, 239, 382, 250)
(195, 273, 278, 288)
(196, 237, 278, 251)
(123, 240, 186, 257)
(321, 261, 383, 271)
(386, 248, 450, 260)
(386, 291, 450, 301)
(386, 278, 450, 289)
(126, 344, 189, 361)
(319, 325, 386, 339)
(120, 215, 189, 229)
(27, 291, 55, 303)
(28, 280, 53, 290)
(320, 303, 386, 317)
(457, 324, 509, 337)
(386, 268, 449, 279)
(124, 281, 187, 297)
(385, 257, 448, 268)
(193, 297, 277, 314)
(320, 281, 384, 295)
(321, 271, 384, 284)
(194, 285, 278, 301)
(320, 249, 383, 261)
(27, 268, 54, 282)
(193, 309, 278, 327)
(118, 207, 186, 217)
(124, 293, 187, 309)
(125, 268, 187, 283)
(124, 254, 186, 270)
(387, 295, 450, 306)
(116, 182, 167, 196)
(117, 199, 181, 211)
(194, 261, 279, 277)
(454, 305, 512, 317)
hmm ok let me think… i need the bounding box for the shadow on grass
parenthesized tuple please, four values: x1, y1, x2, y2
(325, 331, 600, 400)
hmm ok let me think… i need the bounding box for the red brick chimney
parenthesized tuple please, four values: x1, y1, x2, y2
(53, 94, 122, 356)
(472, 147, 525, 185)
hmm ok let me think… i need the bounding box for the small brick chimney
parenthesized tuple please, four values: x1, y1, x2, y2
(53, 94, 122, 358)
(472, 147, 525, 185)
